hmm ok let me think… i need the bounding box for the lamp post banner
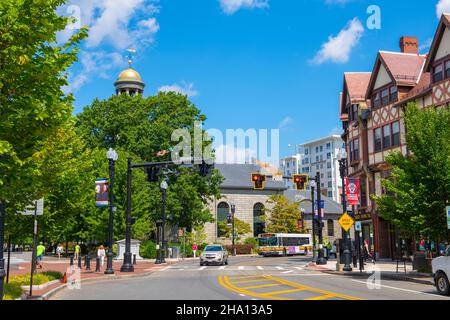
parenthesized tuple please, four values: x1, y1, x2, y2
(345, 178, 360, 206)
(95, 179, 109, 207)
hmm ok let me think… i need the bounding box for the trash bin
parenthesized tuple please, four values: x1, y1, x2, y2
(170, 246, 180, 259)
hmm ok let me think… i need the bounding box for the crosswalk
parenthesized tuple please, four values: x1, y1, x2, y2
(158, 264, 309, 273)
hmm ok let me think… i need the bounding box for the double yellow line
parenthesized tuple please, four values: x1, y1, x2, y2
(218, 275, 362, 301)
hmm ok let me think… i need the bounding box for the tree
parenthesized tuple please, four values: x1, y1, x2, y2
(75, 93, 223, 233)
(0, 0, 87, 206)
(375, 104, 450, 246)
(217, 218, 252, 241)
(265, 195, 302, 234)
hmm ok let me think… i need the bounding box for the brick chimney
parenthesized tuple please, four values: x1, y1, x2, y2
(400, 36, 419, 54)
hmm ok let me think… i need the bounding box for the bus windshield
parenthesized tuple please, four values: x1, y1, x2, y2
(258, 237, 278, 247)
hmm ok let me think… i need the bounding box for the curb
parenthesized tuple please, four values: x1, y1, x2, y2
(305, 264, 434, 286)
(24, 264, 174, 300)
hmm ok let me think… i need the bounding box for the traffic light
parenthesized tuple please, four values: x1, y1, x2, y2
(251, 173, 266, 190)
(145, 166, 160, 182)
(293, 174, 308, 191)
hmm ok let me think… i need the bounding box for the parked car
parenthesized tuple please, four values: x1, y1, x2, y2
(432, 246, 450, 296)
(200, 245, 229, 266)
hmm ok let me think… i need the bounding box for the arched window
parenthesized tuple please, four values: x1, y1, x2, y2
(253, 203, 265, 237)
(327, 219, 334, 237)
(217, 202, 230, 238)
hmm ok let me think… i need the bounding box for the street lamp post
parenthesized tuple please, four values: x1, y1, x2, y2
(0, 201, 6, 301)
(310, 181, 317, 262)
(160, 179, 168, 264)
(316, 172, 327, 265)
(120, 158, 134, 272)
(105, 148, 118, 275)
(230, 204, 236, 257)
(338, 149, 353, 272)
(155, 220, 163, 264)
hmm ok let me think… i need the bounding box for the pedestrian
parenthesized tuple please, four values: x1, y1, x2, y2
(56, 243, 64, 259)
(74, 243, 81, 261)
(36, 242, 46, 269)
(97, 245, 106, 267)
(364, 240, 375, 264)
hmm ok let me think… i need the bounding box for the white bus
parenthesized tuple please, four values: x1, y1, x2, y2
(257, 233, 312, 257)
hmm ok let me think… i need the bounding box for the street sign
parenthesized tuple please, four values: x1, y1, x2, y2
(18, 198, 44, 216)
(447, 206, 450, 230)
(95, 178, 109, 207)
(338, 212, 355, 232)
(355, 221, 362, 232)
(314, 200, 325, 220)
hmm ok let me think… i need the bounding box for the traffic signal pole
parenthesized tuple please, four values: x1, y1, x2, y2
(316, 172, 327, 265)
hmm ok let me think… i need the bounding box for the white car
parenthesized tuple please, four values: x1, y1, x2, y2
(432, 246, 450, 296)
(200, 245, 229, 266)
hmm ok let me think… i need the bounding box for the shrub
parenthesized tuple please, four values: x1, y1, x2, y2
(3, 283, 23, 300)
(243, 237, 258, 248)
(9, 271, 63, 287)
(140, 241, 157, 259)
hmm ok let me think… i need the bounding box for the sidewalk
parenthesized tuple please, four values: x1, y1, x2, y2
(8, 258, 176, 300)
(305, 259, 434, 286)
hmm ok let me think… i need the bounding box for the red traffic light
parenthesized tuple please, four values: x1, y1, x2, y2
(293, 174, 308, 191)
(251, 173, 266, 190)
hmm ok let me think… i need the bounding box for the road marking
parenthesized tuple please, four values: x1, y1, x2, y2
(260, 288, 305, 297)
(351, 280, 443, 298)
(305, 294, 337, 300)
(282, 270, 294, 274)
(240, 283, 280, 290)
(232, 279, 272, 285)
(218, 266, 226, 270)
(198, 266, 207, 271)
(276, 266, 285, 270)
(257, 266, 264, 270)
(294, 267, 304, 271)
(238, 266, 245, 270)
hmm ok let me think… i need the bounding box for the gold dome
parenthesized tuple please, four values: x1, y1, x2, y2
(117, 68, 143, 82)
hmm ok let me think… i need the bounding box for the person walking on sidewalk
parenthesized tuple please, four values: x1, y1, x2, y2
(74, 243, 81, 261)
(36, 242, 46, 269)
(97, 245, 106, 267)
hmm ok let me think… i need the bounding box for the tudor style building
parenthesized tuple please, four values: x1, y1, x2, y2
(339, 15, 450, 259)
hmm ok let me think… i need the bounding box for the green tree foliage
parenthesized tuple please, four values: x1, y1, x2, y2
(266, 195, 301, 234)
(217, 218, 252, 241)
(375, 104, 450, 243)
(75, 93, 223, 236)
(0, 0, 87, 205)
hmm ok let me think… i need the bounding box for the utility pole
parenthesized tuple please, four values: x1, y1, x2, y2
(120, 158, 134, 272)
(311, 184, 317, 262)
(316, 172, 327, 265)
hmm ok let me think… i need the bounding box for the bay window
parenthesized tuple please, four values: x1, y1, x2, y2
(374, 127, 382, 152)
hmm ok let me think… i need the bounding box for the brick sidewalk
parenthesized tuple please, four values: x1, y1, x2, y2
(9, 259, 173, 299)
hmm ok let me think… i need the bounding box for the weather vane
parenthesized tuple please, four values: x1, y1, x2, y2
(126, 48, 136, 68)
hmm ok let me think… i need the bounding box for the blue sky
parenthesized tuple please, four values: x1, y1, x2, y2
(62, 0, 447, 159)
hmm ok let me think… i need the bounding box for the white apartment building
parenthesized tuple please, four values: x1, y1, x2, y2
(280, 135, 345, 203)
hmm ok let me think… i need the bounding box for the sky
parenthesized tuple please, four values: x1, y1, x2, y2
(59, 0, 449, 161)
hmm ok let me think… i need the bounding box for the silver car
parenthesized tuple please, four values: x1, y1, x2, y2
(200, 245, 229, 266)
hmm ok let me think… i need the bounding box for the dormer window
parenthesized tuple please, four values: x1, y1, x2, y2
(390, 86, 398, 102)
(373, 92, 381, 108)
(433, 63, 444, 82)
(351, 104, 359, 122)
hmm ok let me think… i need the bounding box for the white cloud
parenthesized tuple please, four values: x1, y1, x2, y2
(278, 116, 293, 129)
(158, 82, 199, 97)
(437, 0, 450, 18)
(65, 51, 124, 93)
(312, 18, 364, 64)
(219, 0, 269, 15)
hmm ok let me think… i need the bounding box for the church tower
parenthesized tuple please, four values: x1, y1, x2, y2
(114, 52, 145, 96)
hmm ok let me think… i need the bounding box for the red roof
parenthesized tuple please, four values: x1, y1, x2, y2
(344, 73, 371, 102)
(379, 51, 426, 86)
(399, 72, 431, 102)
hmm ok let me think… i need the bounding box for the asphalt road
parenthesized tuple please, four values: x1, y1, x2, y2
(52, 256, 450, 300)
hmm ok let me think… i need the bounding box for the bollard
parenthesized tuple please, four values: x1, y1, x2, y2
(86, 255, 91, 271)
(70, 256, 74, 266)
(95, 257, 100, 272)
(133, 254, 137, 265)
(78, 256, 82, 269)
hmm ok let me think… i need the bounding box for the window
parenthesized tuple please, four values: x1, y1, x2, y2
(320, 146, 323, 152)
(392, 121, 400, 147)
(320, 155, 323, 161)
(305, 149, 309, 155)
(328, 182, 332, 188)
(351, 104, 359, 122)
(381, 88, 389, 105)
(350, 139, 359, 162)
(217, 202, 230, 238)
(316, 156, 319, 162)
(327, 220, 334, 237)
(383, 125, 391, 149)
(327, 162, 332, 169)
(360, 178, 367, 207)
(328, 172, 332, 179)
(390, 86, 398, 102)
(328, 191, 333, 198)
(373, 92, 381, 108)
(327, 152, 331, 160)
(320, 164, 324, 169)
(316, 147, 319, 153)
(434, 64, 444, 83)
(326, 143, 331, 150)
(374, 128, 382, 152)
(446, 61, 450, 78)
